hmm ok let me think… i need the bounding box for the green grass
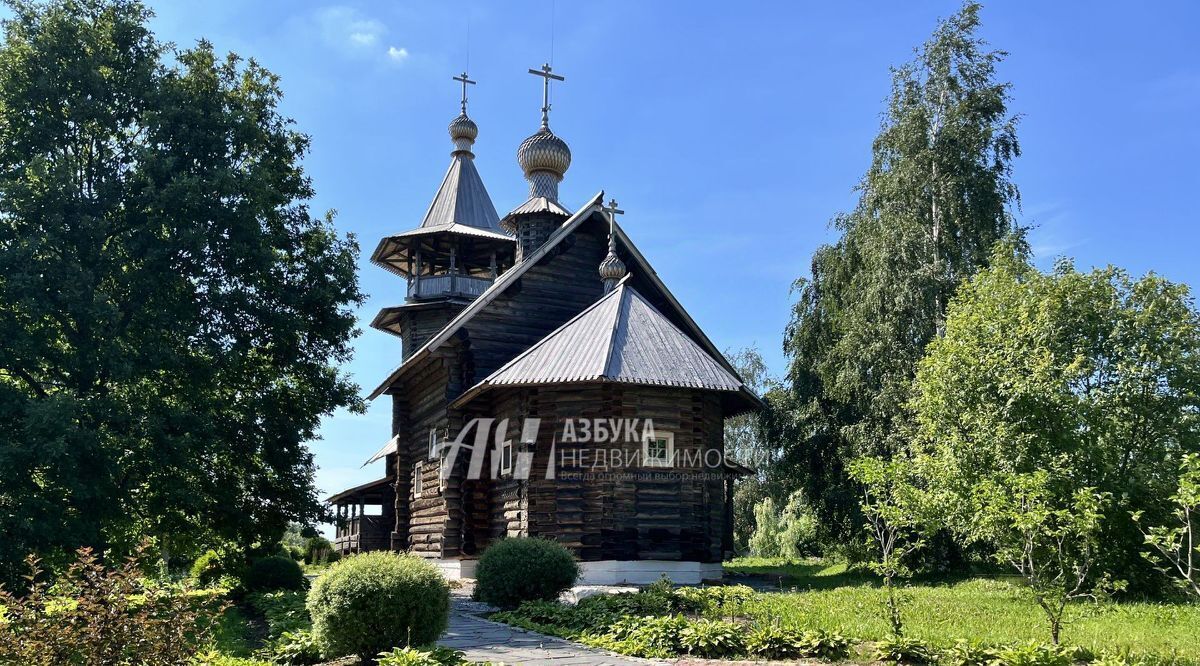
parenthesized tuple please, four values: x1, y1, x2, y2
(727, 557, 1200, 661)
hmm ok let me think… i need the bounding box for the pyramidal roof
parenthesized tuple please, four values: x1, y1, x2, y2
(453, 276, 745, 404)
(393, 154, 507, 239)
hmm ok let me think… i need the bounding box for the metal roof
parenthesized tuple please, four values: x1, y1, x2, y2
(418, 154, 502, 232)
(367, 191, 763, 412)
(461, 277, 745, 394)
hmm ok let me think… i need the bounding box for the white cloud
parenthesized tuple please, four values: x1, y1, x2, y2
(315, 6, 387, 54)
(387, 46, 409, 63)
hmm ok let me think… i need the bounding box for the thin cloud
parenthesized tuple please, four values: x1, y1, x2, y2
(387, 46, 409, 63)
(313, 6, 399, 61)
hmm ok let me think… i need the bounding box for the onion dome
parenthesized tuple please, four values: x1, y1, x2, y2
(517, 128, 571, 176)
(517, 128, 571, 200)
(599, 236, 626, 292)
(449, 113, 478, 154)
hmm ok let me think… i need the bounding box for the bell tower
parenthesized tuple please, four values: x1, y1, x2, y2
(369, 73, 515, 357)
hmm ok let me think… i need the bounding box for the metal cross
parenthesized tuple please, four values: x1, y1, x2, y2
(602, 198, 624, 238)
(527, 63, 564, 129)
(453, 72, 476, 115)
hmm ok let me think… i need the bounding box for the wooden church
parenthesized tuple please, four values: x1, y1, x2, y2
(328, 67, 761, 584)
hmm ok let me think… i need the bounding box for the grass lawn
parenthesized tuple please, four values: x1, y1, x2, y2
(727, 557, 1200, 660)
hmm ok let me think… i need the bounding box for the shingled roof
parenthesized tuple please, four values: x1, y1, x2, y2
(450, 276, 757, 410)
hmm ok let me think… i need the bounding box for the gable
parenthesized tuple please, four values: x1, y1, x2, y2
(367, 191, 751, 402)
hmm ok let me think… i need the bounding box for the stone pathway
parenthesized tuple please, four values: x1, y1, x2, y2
(439, 590, 660, 665)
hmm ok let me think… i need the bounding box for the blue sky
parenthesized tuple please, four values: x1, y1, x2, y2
(137, 1, 1200, 510)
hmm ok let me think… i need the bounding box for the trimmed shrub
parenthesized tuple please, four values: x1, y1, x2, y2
(307, 551, 450, 661)
(244, 556, 306, 592)
(474, 537, 578, 608)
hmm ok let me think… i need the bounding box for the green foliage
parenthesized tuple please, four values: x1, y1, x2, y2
(746, 625, 852, 661)
(990, 642, 1075, 666)
(0, 544, 226, 665)
(306, 551, 449, 661)
(971, 472, 1115, 644)
(1134, 453, 1200, 597)
(678, 618, 745, 657)
(244, 556, 306, 593)
(849, 456, 937, 636)
(940, 639, 1000, 666)
(779, 1, 1022, 543)
(302, 536, 338, 566)
(913, 250, 1200, 594)
(246, 590, 310, 639)
(0, 0, 364, 586)
(191, 652, 272, 666)
(264, 629, 322, 665)
(191, 549, 245, 589)
(875, 634, 935, 663)
(749, 491, 821, 558)
(474, 538, 579, 608)
(598, 614, 689, 658)
(376, 645, 465, 666)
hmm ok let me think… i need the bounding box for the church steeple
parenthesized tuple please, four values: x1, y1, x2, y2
(502, 63, 574, 261)
(369, 72, 514, 313)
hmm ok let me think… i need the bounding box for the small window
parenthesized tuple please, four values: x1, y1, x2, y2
(413, 460, 424, 497)
(500, 439, 513, 476)
(428, 429, 440, 459)
(643, 432, 675, 468)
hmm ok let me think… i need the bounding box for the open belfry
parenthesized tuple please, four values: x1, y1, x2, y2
(329, 65, 761, 584)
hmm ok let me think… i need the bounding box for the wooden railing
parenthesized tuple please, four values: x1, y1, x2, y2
(408, 274, 492, 300)
(335, 516, 391, 554)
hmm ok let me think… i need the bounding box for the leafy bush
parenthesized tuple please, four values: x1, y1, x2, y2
(746, 624, 806, 659)
(192, 652, 273, 666)
(247, 590, 310, 639)
(795, 628, 852, 661)
(595, 614, 689, 658)
(191, 549, 244, 588)
(244, 556, 306, 592)
(675, 584, 755, 614)
(307, 551, 449, 661)
(303, 536, 339, 565)
(0, 546, 225, 666)
(474, 538, 578, 608)
(941, 639, 1000, 666)
(376, 645, 465, 666)
(876, 635, 935, 664)
(990, 642, 1075, 666)
(265, 629, 322, 665)
(679, 618, 745, 657)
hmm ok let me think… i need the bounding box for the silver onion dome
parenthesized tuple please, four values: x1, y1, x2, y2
(449, 113, 478, 154)
(517, 128, 571, 179)
(599, 248, 626, 281)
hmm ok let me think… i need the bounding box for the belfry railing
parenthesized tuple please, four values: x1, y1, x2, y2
(408, 274, 492, 300)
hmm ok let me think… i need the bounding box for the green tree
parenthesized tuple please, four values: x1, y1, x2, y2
(972, 473, 1112, 644)
(1134, 454, 1200, 597)
(723, 345, 784, 551)
(912, 246, 1200, 593)
(0, 0, 363, 585)
(779, 2, 1021, 541)
(848, 457, 934, 637)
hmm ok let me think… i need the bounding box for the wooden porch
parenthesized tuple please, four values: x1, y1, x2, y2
(328, 475, 395, 556)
